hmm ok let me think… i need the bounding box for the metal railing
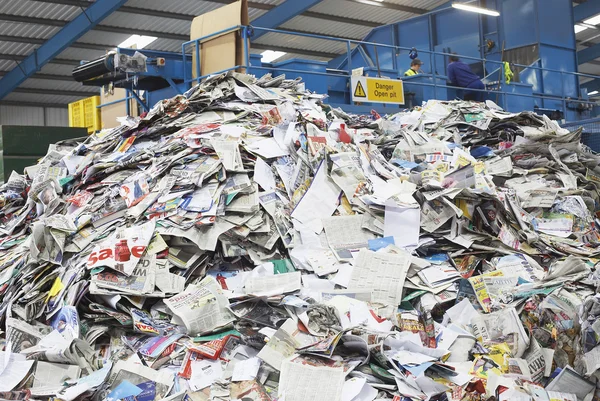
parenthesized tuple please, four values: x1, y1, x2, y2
(182, 25, 600, 120)
(562, 117, 600, 152)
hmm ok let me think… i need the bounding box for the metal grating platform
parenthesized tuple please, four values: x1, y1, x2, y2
(561, 117, 600, 152)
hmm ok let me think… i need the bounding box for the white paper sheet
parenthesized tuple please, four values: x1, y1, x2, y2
(279, 357, 345, 401)
(291, 162, 341, 224)
(231, 357, 261, 382)
(190, 359, 223, 391)
(384, 200, 420, 248)
(347, 249, 411, 316)
(254, 157, 276, 191)
(0, 352, 35, 392)
(332, 264, 354, 288)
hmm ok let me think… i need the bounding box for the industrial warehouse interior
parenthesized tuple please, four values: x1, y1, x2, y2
(3, 0, 600, 400)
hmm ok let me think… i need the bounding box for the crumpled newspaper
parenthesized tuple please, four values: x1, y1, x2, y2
(0, 71, 598, 401)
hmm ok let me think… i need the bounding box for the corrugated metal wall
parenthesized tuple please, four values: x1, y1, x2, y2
(0, 105, 68, 126)
(45, 107, 69, 126)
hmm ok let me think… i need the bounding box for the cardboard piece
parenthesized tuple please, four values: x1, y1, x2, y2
(189, 0, 249, 78)
(101, 87, 139, 129)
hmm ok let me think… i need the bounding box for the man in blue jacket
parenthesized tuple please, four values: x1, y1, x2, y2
(447, 54, 485, 102)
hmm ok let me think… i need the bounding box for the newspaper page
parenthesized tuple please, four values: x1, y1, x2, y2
(322, 215, 375, 259)
(545, 366, 595, 401)
(107, 359, 174, 399)
(291, 161, 341, 225)
(164, 277, 235, 335)
(155, 259, 185, 294)
(6, 318, 50, 352)
(521, 189, 558, 209)
(347, 249, 411, 316)
(484, 156, 513, 176)
(257, 319, 317, 371)
(278, 357, 345, 401)
(91, 254, 156, 295)
(258, 191, 293, 248)
(329, 152, 366, 200)
(87, 220, 155, 276)
(468, 275, 494, 313)
(467, 271, 504, 312)
(30, 361, 81, 396)
(443, 165, 476, 189)
(0, 351, 35, 392)
(157, 219, 235, 252)
(244, 272, 302, 296)
(523, 338, 546, 382)
(495, 254, 545, 282)
(472, 307, 530, 358)
(421, 200, 454, 233)
(482, 275, 519, 302)
(211, 139, 243, 171)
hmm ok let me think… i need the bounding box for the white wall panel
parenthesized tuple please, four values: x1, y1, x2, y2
(0, 106, 69, 127)
(45, 107, 68, 127)
(0, 105, 44, 126)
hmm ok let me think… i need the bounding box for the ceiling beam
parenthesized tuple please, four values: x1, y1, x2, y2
(0, 0, 127, 100)
(0, 71, 73, 81)
(13, 87, 97, 97)
(579, 42, 600, 64)
(33, 0, 383, 28)
(34, 0, 197, 20)
(0, 15, 341, 59)
(251, 43, 338, 59)
(0, 34, 111, 51)
(0, 100, 68, 108)
(283, 28, 363, 40)
(302, 11, 380, 27)
(581, 78, 600, 93)
(574, 0, 600, 22)
(344, 0, 427, 14)
(0, 53, 79, 66)
(251, 0, 324, 40)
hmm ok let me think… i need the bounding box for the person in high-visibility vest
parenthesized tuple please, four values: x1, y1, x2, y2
(504, 61, 514, 84)
(404, 59, 423, 76)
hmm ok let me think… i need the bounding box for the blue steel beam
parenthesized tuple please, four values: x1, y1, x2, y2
(573, 1, 600, 22)
(581, 78, 600, 93)
(251, 0, 323, 40)
(578, 42, 600, 64)
(0, 0, 128, 100)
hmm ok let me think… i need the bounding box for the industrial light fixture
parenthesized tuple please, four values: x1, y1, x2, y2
(118, 35, 157, 49)
(574, 24, 588, 34)
(350, 0, 385, 6)
(589, 90, 599, 96)
(261, 50, 286, 63)
(451, 2, 500, 17)
(584, 14, 600, 26)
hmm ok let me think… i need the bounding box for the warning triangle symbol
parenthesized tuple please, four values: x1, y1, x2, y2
(354, 81, 366, 98)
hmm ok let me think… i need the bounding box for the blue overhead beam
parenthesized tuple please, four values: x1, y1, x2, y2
(0, 0, 128, 101)
(581, 78, 600, 93)
(573, 1, 600, 22)
(578, 42, 600, 64)
(251, 0, 323, 40)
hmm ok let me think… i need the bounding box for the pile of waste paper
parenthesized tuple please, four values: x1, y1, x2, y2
(0, 71, 600, 401)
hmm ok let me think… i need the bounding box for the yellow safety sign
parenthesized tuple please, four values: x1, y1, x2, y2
(350, 76, 404, 104)
(354, 81, 366, 98)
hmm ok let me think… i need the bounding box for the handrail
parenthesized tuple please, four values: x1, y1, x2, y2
(246, 26, 600, 80)
(181, 25, 600, 119)
(88, 24, 600, 123)
(561, 117, 600, 128)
